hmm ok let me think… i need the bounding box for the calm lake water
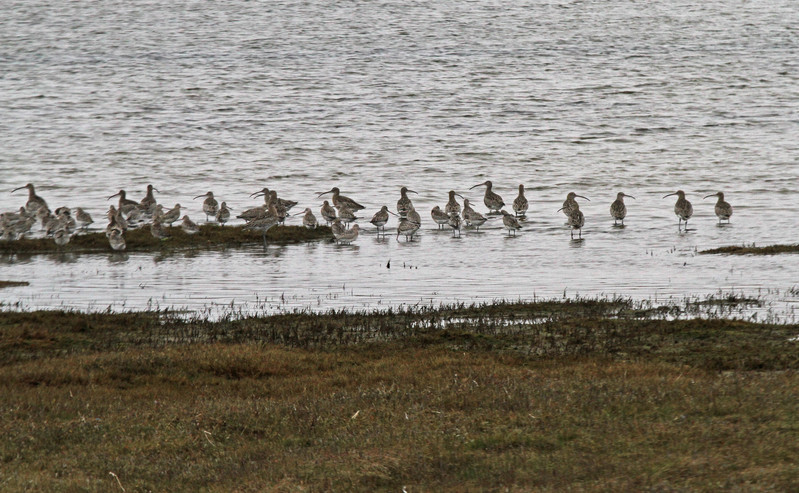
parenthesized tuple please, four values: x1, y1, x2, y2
(1, 0, 798, 318)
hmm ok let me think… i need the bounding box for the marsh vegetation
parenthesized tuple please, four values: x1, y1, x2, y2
(700, 243, 799, 255)
(1, 298, 797, 491)
(0, 224, 332, 256)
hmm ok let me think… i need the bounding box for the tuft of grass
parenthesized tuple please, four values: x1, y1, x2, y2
(0, 224, 331, 255)
(1, 302, 798, 491)
(700, 243, 799, 255)
(0, 280, 29, 289)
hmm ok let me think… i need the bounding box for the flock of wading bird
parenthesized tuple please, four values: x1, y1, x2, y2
(0, 181, 734, 250)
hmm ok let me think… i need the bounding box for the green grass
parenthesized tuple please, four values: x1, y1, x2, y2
(1, 301, 798, 491)
(700, 243, 799, 255)
(0, 224, 331, 255)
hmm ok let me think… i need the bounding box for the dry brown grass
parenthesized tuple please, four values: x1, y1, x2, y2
(1, 304, 798, 491)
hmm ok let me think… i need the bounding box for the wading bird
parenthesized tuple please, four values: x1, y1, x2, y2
(663, 190, 693, 231)
(704, 191, 732, 224)
(610, 192, 635, 226)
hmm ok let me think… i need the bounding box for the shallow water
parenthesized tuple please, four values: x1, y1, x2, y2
(1, 0, 798, 317)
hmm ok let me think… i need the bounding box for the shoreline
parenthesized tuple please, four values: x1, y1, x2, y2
(0, 224, 332, 255)
(1, 298, 797, 490)
(700, 243, 799, 255)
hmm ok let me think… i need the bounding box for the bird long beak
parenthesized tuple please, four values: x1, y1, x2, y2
(625, 194, 636, 200)
(317, 189, 333, 198)
(408, 189, 418, 195)
(576, 195, 590, 201)
(249, 189, 267, 198)
(11, 186, 25, 193)
(469, 182, 485, 190)
(388, 210, 399, 217)
(454, 192, 464, 199)
(193, 194, 206, 200)
(556, 207, 564, 212)
(107, 192, 120, 200)
(663, 192, 677, 198)
(703, 194, 716, 200)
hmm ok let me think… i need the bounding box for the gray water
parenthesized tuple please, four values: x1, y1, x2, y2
(1, 0, 798, 317)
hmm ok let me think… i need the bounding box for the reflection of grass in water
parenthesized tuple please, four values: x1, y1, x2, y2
(700, 243, 799, 255)
(2, 298, 798, 491)
(0, 224, 332, 255)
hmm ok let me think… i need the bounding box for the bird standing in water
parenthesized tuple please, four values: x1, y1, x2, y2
(663, 190, 693, 231)
(610, 192, 635, 226)
(501, 210, 522, 236)
(396, 187, 418, 218)
(469, 180, 505, 214)
(513, 184, 528, 217)
(704, 191, 732, 224)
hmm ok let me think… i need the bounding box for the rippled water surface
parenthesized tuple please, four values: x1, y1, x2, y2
(1, 0, 798, 316)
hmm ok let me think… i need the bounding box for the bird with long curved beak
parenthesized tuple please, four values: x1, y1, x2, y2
(561, 192, 590, 217)
(194, 191, 219, 221)
(397, 187, 418, 218)
(445, 190, 465, 217)
(663, 190, 693, 231)
(251, 188, 297, 213)
(469, 180, 505, 213)
(250, 187, 269, 200)
(251, 190, 287, 222)
(317, 187, 365, 212)
(610, 192, 635, 226)
(704, 192, 732, 224)
(12, 183, 48, 214)
(107, 190, 140, 215)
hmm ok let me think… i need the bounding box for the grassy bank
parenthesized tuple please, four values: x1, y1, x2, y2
(700, 243, 799, 255)
(0, 224, 331, 255)
(1, 301, 798, 491)
(0, 281, 29, 289)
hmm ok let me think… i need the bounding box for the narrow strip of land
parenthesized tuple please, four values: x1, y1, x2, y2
(700, 243, 799, 255)
(0, 224, 331, 255)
